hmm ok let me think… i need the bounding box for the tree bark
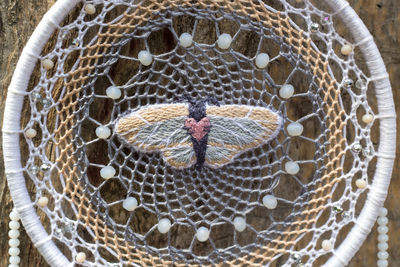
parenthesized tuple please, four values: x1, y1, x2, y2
(0, 0, 398, 266)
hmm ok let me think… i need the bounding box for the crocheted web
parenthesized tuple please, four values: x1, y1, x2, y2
(20, 0, 378, 266)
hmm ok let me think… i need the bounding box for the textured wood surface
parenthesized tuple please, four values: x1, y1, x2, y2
(0, 1, 398, 266)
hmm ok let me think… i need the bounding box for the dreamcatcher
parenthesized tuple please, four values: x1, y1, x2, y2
(3, 0, 396, 266)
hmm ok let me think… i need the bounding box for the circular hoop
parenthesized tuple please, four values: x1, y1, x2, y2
(2, 0, 395, 266)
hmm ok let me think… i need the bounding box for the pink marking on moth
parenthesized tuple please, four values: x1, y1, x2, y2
(185, 117, 211, 141)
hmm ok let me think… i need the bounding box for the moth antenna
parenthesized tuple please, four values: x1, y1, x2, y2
(204, 95, 220, 106)
(175, 94, 195, 104)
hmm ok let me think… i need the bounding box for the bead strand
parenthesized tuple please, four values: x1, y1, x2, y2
(8, 208, 21, 267)
(377, 207, 389, 267)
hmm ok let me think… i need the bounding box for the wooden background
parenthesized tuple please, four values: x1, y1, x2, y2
(0, 0, 398, 266)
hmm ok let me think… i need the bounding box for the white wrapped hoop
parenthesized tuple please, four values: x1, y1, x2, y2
(3, 0, 395, 266)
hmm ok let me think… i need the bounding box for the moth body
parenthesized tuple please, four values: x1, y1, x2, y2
(184, 98, 217, 169)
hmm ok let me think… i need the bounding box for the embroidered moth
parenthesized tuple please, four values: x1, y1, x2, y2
(116, 97, 282, 169)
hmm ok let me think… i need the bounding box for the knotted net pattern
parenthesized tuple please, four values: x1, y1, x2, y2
(20, 0, 378, 266)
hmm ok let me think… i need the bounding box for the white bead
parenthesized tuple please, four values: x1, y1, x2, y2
(378, 251, 389, 260)
(8, 230, 20, 239)
(379, 208, 388, 217)
(355, 179, 367, 189)
(321, 240, 332, 251)
(157, 218, 172, 234)
(100, 166, 116, 179)
(75, 252, 86, 263)
(233, 217, 246, 232)
(37, 196, 49, 207)
(8, 264, 19, 267)
(138, 50, 153, 66)
(42, 59, 54, 70)
(10, 210, 20, 221)
(377, 260, 388, 267)
(279, 84, 294, 99)
(9, 256, 20, 264)
(217, 33, 233, 49)
(377, 226, 388, 234)
(9, 221, 20, 230)
(179, 33, 193, 48)
(255, 53, 270, 68)
(287, 122, 303, 136)
(106, 86, 121, 99)
(96, 126, 111, 139)
(285, 161, 300, 175)
(378, 234, 388, 242)
(196, 226, 210, 242)
(377, 217, 388, 225)
(9, 239, 20, 248)
(378, 242, 388, 251)
(84, 4, 96, 15)
(263, 195, 278, 209)
(123, 197, 138, 211)
(341, 44, 353, 55)
(362, 114, 374, 124)
(25, 128, 37, 138)
(8, 247, 20, 256)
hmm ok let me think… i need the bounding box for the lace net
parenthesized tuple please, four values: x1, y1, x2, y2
(21, 0, 377, 265)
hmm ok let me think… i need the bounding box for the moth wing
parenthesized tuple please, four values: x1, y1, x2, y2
(116, 103, 195, 168)
(162, 146, 196, 169)
(205, 105, 282, 168)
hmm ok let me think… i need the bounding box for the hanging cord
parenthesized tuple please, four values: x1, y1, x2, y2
(8, 208, 21, 267)
(377, 207, 389, 267)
